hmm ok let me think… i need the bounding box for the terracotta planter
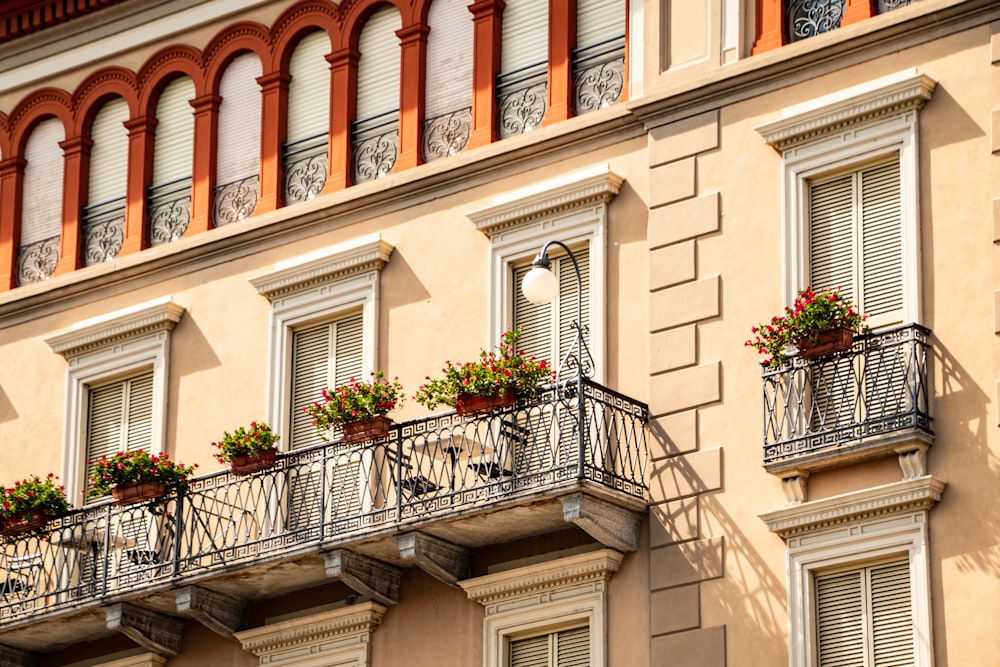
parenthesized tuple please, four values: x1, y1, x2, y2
(111, 482, 166, 506)
(341, 415, 393, 444)
(797, 327, 854, 360)
(455, 389, 516, 416)
(0, 512, 49, 537)
(229, 449, 278, 475)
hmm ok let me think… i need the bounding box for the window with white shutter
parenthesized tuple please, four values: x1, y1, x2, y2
(84, 96, 129, 265)
(497, 0, 548, 137)
(353, 6, 401, 183)
(149, 76, 195, 246)
(284, 30, 331, 204)
(214, 52, 263, 227)
(807, 156, 903, 329)
(814, 558, 914, 667)
(573, 0, 626, 114)
(509, 625, 589, 667)
(18, 117, 64, 285)
(423, 0, 474, 161)
(85, 371, 155, 502)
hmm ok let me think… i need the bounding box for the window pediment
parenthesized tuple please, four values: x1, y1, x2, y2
(45, 297, 184, 358)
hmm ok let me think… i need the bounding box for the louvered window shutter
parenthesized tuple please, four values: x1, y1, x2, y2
(217, 52, 263, 187)
(21, 117, 64, 246)
(152, 77, 195, 188)
(88, 97, 130, 207)
(356, 7, 401, 122)
(509, 626, 590, 667)
(500, 0, 548, 74)
(425, 0, 473, 120)
(814, 558, 914, 667)
(289, 311, 364, 450)
(577, 0, 625, 50)
(85, 371, 154, 498)
(808, 156, 903, 327)
(287, 31, 331, 144)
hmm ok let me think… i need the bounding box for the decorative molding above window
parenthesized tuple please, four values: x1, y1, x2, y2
(250, 235, 394, 302)
(756, 70, 936, 152)
(759, 475, 945, 539)
(234, 602, 386, 666)
(46, 297, 184, 359)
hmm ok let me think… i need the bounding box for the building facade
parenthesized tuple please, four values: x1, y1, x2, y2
(0, 0, 996, 665)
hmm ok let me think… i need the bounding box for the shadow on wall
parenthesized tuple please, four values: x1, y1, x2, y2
(0, 387, 17, 424)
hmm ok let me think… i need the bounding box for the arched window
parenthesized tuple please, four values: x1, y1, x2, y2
(284, 30, 331, 204)
(422, 0, 473, 162)
(352, 6, 401, 183)
(18, 117, 64, 285)
(497, 0, 547, 138)
(148, 76, 195, 246)
(214, 52, 263, 226)
(573, 0, 626, 114)
(84, 97, 129, 266)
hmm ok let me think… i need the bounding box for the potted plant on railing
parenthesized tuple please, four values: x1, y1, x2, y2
(303, 371, 405, 444)
(213, 421, 280, 475)
(746, 286, 869, 368)
(413, 327, 554, 415)
(0, 473, 70, 538)
(87, 450, 197, 510)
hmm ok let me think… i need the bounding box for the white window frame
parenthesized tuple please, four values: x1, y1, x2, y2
(45, 297, 184, 503)
(755, 69, 936, 325)
(250, 234, 393, 449)
(759, 476, 945, 667)
(460, 548, 623, 667)
(468, 165, 623, 383)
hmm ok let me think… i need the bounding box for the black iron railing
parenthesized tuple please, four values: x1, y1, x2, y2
(572, 36, 625, 115)
(351, 110, 399, 184)
(282, 133, 328, 205)
(147, 177, 191, 246)
(0, 380, 646, 624)
(762, 324, 932, 465)
(496, 61, 547, 139)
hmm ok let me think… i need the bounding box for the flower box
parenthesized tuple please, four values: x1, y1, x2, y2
(0, 512, 50, 538)
(229, 449, 278, 475)
(455, 390, 516, 416)
(111, 482, 167, 506)
(341, 415, 394, 444)
(796, 327, 854, 360)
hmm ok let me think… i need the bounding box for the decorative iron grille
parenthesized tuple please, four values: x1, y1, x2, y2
(282, 133, 328, 205)
(81, 197, 125, 266)
(421, 108, 471, 162)
(496, 61, 547, 139)
(147, 177, 191, 247)
(786, 0, 845, 42)
(761, 324, 932, 465)
(572, 36, 626, 115)
(213, 175, 259, 227)
(351, 110, 399, 184)
(876, 0, 915, 11)
(0, 379, 647, 624)
(15, 236, 59, 286)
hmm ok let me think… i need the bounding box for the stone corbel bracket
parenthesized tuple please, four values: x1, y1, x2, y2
(397, 532, 471, 587)
(561, 493, 641, 552)
(0, 644, 38, 667)
(105, 602, 185, 657)
(323, 549, 402, 607)
(174, 586, 248, 638)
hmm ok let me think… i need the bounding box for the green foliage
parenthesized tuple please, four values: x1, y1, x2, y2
(303, 371, 405, 434)
(0, 473, 70, 527)
(87, 449, 197, 499)
(212, 421, 280, 464)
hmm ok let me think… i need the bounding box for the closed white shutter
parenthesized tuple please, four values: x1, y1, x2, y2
(513, 250, 590, 369)
(509, 626, 589, 667)
(287, 30, 332, 143)
(807, 156, 903, 326)
(152, 77, 195, 187)
(289, 311, 365, 450)
(88, 97, 130, 206)
(814, 558, 913, 667)
(500, 0, 548, 73)
(356, 6, 402, 121)
(577, 0, 625, 49)
(21, 117, 64, 245)
(217, 52, 263, 185)
(425, 0, 473, 119)
(85, 371, 154, 498)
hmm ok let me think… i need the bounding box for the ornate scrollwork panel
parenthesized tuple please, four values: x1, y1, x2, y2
(497, 83, 547, 139)
(283, 154, 328, 204)
(786, 0, 845, 42)
(149, 196, 191, 246)
(421, 108, 471, 162)
(213, 176, 259, 227)
(83, 216, 124, 265)
(352, 131, 398, 184)
(573, 59, 625, 115)
(16, 236, 59, 285)
(876, 0, 914, 11)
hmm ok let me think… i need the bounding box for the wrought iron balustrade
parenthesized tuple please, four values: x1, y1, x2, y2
(81, 197, 125, 266)
(282, 133, 328, 205)
(213, 175, 259, 227)
(572, 36, 625, 115)
(496, 61, 547, 139)
(147, 177, 191, 246)
(351, 110, 399, 184)
(761, 324, 932, 466)
(785, 0, 914, 42)
(421, 108, 471, 162)
(15, 236, 59, 286)
(0, 380, 646, 625)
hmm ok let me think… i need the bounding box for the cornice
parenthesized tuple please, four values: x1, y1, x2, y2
(249, 236, 394, 302)
(468, 166, 624, 238)
(759, 475, 947, 539)
(460, 548, 623, 606)
(234, 601, 386, 654)
(755, 70, 936, 151)
(45, 298, 184, 358)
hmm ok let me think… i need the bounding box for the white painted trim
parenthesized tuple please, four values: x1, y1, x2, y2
(252, 236, 393, 448)
(461, 549, 623, 667)
(468, 166, 623, 382)
(45, 299, 184, 503)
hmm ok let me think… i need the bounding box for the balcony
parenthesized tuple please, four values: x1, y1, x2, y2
(761, 324, 932, 478)
(0, 380, 646, 652)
